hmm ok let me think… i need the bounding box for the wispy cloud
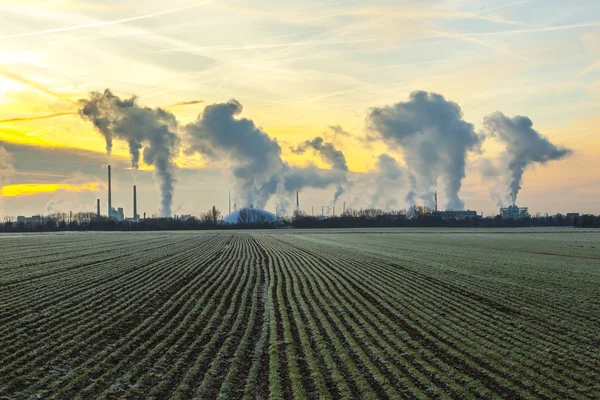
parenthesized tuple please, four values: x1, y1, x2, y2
(446, 22, 600, 37)
(477, 0, 538, 15)
(0, 69, 78, 105)
(425, 22, 532, 62)
(0, 1, 220, 40)
(0, 112, 76, 124)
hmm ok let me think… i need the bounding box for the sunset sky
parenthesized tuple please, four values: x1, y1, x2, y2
(0, 0, 598, 217)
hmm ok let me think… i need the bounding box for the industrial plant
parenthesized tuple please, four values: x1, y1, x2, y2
(94, 166, 539, 224)
(91, 165, 142, 222)
(500, 204, 530, 220)
(11, 164, 594, 230)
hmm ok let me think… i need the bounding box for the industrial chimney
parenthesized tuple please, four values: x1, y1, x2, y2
(97, 199, 100, 218)
(108, 165, 112, 219)
(296, 190, 299, 210)
(133, 185, 137, 220)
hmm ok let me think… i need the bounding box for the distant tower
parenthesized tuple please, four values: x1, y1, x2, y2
(434, 190, 438, 212)
(333, 206, 335, 216)
(343, 202, 346, 214)
(296, 190, 299, 211)
(97, 199, 100, 218)
(229, 190, 231, 214)
(133, 185, 138, 220)
(108, 165, 112, 219)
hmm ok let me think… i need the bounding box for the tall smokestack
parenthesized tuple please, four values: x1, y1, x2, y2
(97, 199, 100, 218)
(296, 190, 299, 210)
(133, 185, 137, 220)
(435, 191, 438, 212)
(108, 165, 112, 219)
(229, 190, 231, 214)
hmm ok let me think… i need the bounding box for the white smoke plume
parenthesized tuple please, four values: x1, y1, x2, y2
(370, 153, 404, 209)
(483, 112, 572, 203)
(367, 91, 483, 210)
(291, 136, 350, 202)
(184, 99, 346, 212)
(79, 89, 179, 217)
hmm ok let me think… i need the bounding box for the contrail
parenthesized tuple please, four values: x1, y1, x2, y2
(572, 61, 600, 81)
(425, 22, 532, 62)
(0, 69, 78, 105)
(451, 22, 600, 37)
(152, 38, 374, 53)
(0, 0, 220, 40)
(478, 0, 537, 15)
(0, 112, 76, 124)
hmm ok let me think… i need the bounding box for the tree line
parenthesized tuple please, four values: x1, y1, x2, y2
(0, 207, 598, 232)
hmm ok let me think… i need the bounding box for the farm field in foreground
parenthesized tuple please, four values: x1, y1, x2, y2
(1, 230, 599, 399)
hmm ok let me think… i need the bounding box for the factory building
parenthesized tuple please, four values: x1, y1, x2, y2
(109, 207, 125, 221)
(500, 204, 530, 219)
(439, 210, 480, 220)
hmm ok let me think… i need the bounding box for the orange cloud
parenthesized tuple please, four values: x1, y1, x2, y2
(1, 182, 105, 197)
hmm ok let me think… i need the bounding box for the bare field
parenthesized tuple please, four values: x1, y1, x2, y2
(1, 230, 599, 399)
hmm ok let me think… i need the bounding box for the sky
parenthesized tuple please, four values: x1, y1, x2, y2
(0, 0, 598, 218)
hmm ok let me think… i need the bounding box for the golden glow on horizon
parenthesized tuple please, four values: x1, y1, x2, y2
(0, 0, 598, 215)
(1, 182, 105, 197)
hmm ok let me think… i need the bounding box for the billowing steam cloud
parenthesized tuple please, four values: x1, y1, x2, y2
(371, 153, 404, 209)
(79, 89, 179, 217)
(291, 136, 349, 202)
(184, 99, 345, 211)
(483, 112, 572, 203)
(367, 91, 482, 210)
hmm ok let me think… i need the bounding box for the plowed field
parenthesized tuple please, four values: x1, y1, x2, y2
(1, 230, 598, 399)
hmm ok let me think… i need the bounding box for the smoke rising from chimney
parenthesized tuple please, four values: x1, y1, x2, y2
(291, 136, 350, 202)
(483, 112, 572, 203)
(79, 89, 179, 217)
(367, 91, 482, 210)
(184, 99, 347, 212)
(371, 153, 404, 209)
